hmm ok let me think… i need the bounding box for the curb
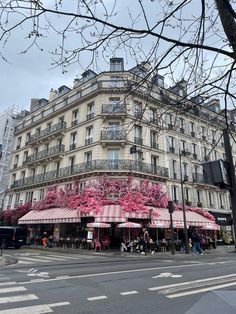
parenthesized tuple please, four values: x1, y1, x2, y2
(0, 255, 18, 266)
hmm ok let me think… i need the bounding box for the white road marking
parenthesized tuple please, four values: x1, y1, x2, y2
(47, 254, 94, 260)
(148, 273, 236, 291)
(48, 302, 70, 307)
(0, 301, 70, 314)
(0, 286, 26, 293)
(29, 256, 66, 261)
(19, 261, 234, 285)
(87, 296, 108, 301)
(56, 276, 70, 279)
(18, 261, 33, 265)
(167, 281, 236, 298)
(0, 293, 38, 304)
(120, 291, 138, 295)
(17, 257, 52, 263)
(0, 282, 17, 287)
(152, 272, 182, 279)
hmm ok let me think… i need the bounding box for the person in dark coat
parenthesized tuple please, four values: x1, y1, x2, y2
(192, 229, 203, 255)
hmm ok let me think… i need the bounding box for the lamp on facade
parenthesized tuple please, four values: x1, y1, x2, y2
(179, 148, 191, 254)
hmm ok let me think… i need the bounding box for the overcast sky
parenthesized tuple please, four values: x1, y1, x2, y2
(0, 0, 228, 113)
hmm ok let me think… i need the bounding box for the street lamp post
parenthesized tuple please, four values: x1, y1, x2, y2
(179, 148, 190, 254)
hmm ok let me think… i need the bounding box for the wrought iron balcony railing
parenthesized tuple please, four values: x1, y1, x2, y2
(101, 104, 127, 114)
(27, 121, 67, 144)
(192, 173, 213, 185)
(101, 130, 127, 141)
(10, 159, 169, 189)
(134, 137, 143, 145)
(24, 144, 65, 164)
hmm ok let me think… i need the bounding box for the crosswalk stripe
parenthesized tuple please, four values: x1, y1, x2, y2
(17, 257, 52, 263)
(167, 281, 236, 298)
(87, 295, 108, 301)
(120, 291, 138, 295)
(0, 282, 17, 287)
(0, 286, 26, 294)
(47, 254, 83, 260)
(0, 294, 38, 304)
(29, 256, 66, 261)
(18, 260, 33, 265)
(0, 301, 70, 313)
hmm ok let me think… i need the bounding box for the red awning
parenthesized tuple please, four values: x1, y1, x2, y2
(95, 205, 126, 223)
(18, 208, 81, 224)
(152, 208, 218, 228)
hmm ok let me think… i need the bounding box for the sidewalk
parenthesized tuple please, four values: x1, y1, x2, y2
(0, 245, 235, 267)
(19, 244, 236, 257)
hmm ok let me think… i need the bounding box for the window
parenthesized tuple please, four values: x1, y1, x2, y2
(70, 132, 77, 150)
(70, 156, 75, 168)
(47, 122, 52, 129)
(190, 122, 195, 132)
(110, 58, 124, 71)
(134, 101, 142, 118)
(23, 151, 28, 163)
(59, 116, 64, 124)
(197, 190, 201, 203)
(180, 118, 185, 130)
(209, 192, 214, 207)
(150, 108, 158, 124)
(183, 163, 188, 176)
(110, 75, 122, 87)
(72, 109, 78, 126)
(86, 126, 93, 145)
(57, 138, 62, 146)
(25, 191, 33, 203)
(39, 189, 44, 200)
(150, 131, 158, 149)
(134, 125, 142, 144)
(42, 165, 47, 175)
(14, 155, 19, 167)
(109, 97, 120, 105)
(31, 168, 36, 178)
(26, 132, 31, 143)
(172, 160, 177, 179)
(168, 136, 175, 153)
(172, 186, 178, 203)
(16, 137, 21, 149)
(55, 161, 60, 173)
(151, 155, 159, 174)
(20, 171, 25, 180)
(12, 173, 16, 184)
(15, 193, 20, 206)
(8, 195, 13, 207)
(36, 127, 41, 135)
(87, 102, 94, 120)
(108, 149, 120, 160)
(85, 152, 92, 163)
(180, 140, 186, 151)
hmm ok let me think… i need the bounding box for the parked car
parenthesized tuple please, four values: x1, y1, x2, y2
(0, 226, 27, 249)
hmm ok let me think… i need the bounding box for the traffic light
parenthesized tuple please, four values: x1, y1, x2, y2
(130, 145, 137, 154)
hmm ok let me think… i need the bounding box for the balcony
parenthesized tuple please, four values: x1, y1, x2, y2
(169, 147, 175, 154)
(10, 159, 169, 189)
(86, 112, 95, 120)
(192, 173, 213, 185)
(134, 137, 143, 145)
(101, 130, 126, 145)
(149, 117, 159, 125)
(101, 104, 127, 119)
(85, 138, 93, 146)
(134, 110, 143, 119)
(71, 120, 78, 127)
(151, 141, 159, 150)
(24, 144, 65, 165)
(27, 121, 67, 145)
(192, 153, 198, 160)
(69, 143, 76, 151)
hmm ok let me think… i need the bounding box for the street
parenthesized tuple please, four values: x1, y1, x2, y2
(0, 249, 236, 313)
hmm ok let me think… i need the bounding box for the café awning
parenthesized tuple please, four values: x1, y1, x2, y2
(18, 207, 81, 224)
(95, 205, 126, 223)
(151, 208, 219, 228)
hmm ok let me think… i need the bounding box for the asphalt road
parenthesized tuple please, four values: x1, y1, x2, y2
(0, 249, 236, 313)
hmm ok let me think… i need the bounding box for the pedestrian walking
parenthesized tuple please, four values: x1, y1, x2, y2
(191, 229, 203, 255)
